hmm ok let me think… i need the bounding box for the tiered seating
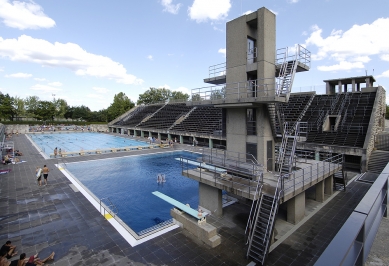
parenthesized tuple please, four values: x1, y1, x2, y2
(276, 93, 314, 134)
(114, 104, 163, 127)
(303, 92, 376, 148)
(170, 106, 223, 135)
(137, 103, 193, 130)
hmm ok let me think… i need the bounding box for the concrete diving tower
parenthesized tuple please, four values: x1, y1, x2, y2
(181, 148, 342, 219)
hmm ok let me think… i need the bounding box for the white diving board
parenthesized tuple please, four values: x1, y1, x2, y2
(174, 158, 227, 173)
(152, 191, 207, 220)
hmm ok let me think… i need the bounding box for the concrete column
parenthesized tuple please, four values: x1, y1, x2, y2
(365, 77, 371, 88)
(287, 191, 305, 224)
(315, 151, 320, 161)
(199, 183, 222, 217)
(168, 134, 172, 140)
(352, 79, 356, 92)
(134, 130, 137, 137)
(315, 180, 325, 203)
(209, 138, 213, 148)
(325, 82, 331, 94)
(141, 131, 144, 138)
(148, 131, 152, 137)
(325, 175, 334, 195)
(180, 135, 184, 144)
(158, 133, 161, 140)
(338, 81, 342, 94)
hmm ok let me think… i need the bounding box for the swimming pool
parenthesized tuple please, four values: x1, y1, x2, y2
(28, 132, 148, 157)
(65, 151, 200, 235)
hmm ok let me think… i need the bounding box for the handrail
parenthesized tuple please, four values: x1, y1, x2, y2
(100, 197, 118, 218)
(180, 157, 260, 197)
(209, 62, 226, 78)
(244, 175, 263, 235)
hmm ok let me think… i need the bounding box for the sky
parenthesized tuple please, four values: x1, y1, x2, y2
(0, 0, 388, 111)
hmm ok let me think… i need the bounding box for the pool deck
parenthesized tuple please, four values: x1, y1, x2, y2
(0, 133, 387, 265)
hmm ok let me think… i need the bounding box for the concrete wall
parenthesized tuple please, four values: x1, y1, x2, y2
(5, 124, 29, 134)
(226, 109, 246, 154)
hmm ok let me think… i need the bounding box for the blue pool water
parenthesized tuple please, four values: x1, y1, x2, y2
(29, 133, 148, 157)
(65, 151, 200, 234)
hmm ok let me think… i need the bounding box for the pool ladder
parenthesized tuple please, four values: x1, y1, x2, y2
(100, 197, 118, 218)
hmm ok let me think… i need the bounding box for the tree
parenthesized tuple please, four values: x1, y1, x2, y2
(53, 98, 69, 118)
(72, 105, 91, 120)
(13, 96, 25, 119)
(137, 88, 189, 105)
(107, 92, 134, 121)
(25, 96, 40, 118)
(0, 93, 15, 121)
(35, 101, 56, 121)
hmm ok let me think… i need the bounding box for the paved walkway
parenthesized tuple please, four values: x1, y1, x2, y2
(0, 133, 386, 265)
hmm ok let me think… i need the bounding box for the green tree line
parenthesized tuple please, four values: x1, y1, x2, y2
(0, 87, 190, 122)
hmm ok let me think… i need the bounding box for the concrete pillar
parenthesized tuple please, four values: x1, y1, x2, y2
(158, 133, 161, 140)
(209, 138, 213, 148)
(325, 82, 331, 94)
(168, 134, 172, 140)
(141, 131, 144, 138)
(287, 191, 305, 224)
(315, 151, 320, 161)
(199, 183, 223, 217)
(134, 130, 137, 137)
(338, 80, 342, 94)
(315, 180, 325, 203)
(352, 79, 356, 92)
(325, 175, 334, 195)
(148, 131, 152, 137)
(365, 77, 371, 88)
(180, 135, 184, 144)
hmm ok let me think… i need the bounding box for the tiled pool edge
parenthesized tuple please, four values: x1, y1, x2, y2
(56, 163, 179, 247)
(25, 133, 50, 159)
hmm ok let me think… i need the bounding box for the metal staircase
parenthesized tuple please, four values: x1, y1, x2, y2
(275, 46, 301, 100)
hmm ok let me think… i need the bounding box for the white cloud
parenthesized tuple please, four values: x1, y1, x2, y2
(305, 18, 389, 71)
(30, 84, 61, 93)
(87, 93, 104, 99)
(288, 0, 299, 3)
(269, 9, 278, 15)
(34, 77, 46, 81)
(147, 55, 153, 60)
(381, 54, 389, 61)
(161, 0, 182, 14)
(159, 84, 171, 90)
(213, 26, 223, 32)
(243, 10, 254, 15)
(377, 70, 389, 78)
(92, 87, 109, 94)
(5, 72, 32, 78)
(188, 0, 231, 23)
(0, 0, 55, 30)
(218, 48, 226, 57)
(317, 61, 364, 71)
(174, 86, 190, 94)
(48, 81, 62, 86)
(0, 35, 143, 85)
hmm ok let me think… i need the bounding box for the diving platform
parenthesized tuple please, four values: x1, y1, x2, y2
(181, 157, 342, 203)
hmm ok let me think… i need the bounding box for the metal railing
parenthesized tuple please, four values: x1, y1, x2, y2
(190, 78, 280, 102)
(208, 62, 226, 78)
(315, 163, 388, 266)
(180, 157, 262, 198)
(282, 154, 343, 197)
(100, 197, 118, 218)
(276, 44, 311, 68)
(247, 47, 257, 64)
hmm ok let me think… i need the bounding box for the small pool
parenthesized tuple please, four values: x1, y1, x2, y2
(28, 132, 148, 157)
(65, 151, 200, 234)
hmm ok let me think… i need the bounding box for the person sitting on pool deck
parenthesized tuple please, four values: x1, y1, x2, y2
(54, 147, 57, 157)
(0, 240, 17, 260)
(14, 150, 23, 156)
(25, 252, 54, 266)
(9, 253, 26, 266)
